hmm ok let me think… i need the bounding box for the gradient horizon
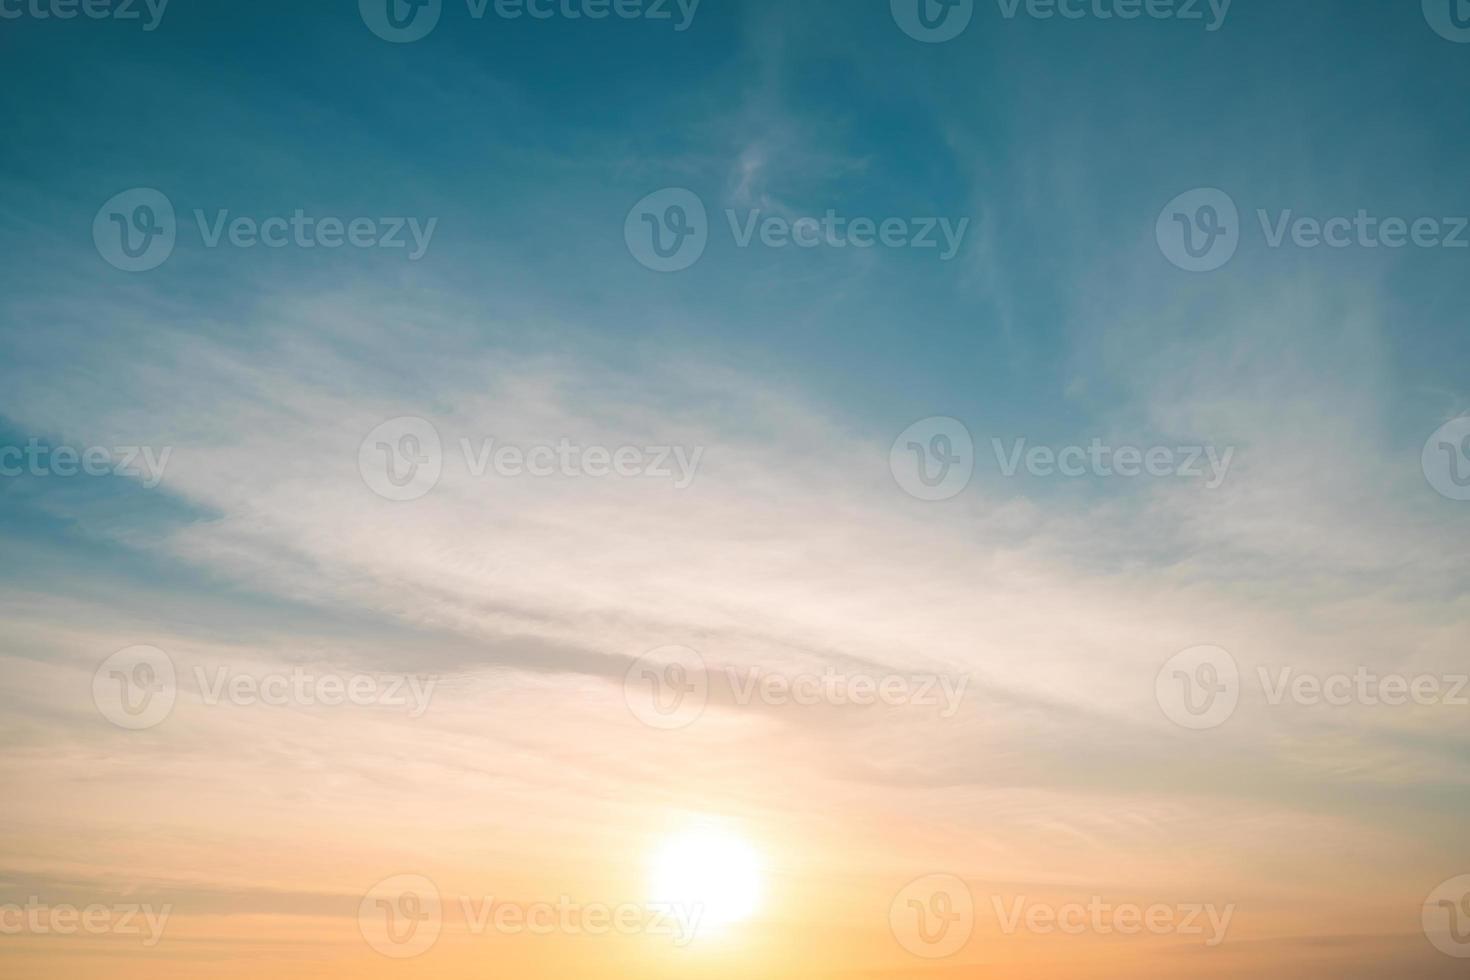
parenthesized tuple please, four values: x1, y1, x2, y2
(3, 0, 1470, 976)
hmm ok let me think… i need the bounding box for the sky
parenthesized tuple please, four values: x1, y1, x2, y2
(2, 0, 1470, 976)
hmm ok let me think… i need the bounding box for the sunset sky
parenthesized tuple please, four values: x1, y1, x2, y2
(2, 0, 1470, 977)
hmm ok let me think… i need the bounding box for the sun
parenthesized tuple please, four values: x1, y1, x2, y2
(648, 826, 763, 940)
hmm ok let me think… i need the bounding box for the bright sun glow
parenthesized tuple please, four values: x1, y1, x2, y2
(649, 827, 763, 940)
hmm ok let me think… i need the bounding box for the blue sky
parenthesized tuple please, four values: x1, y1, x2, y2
(4, 0, 1468, 450)
(3, 1, 1470, 976)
